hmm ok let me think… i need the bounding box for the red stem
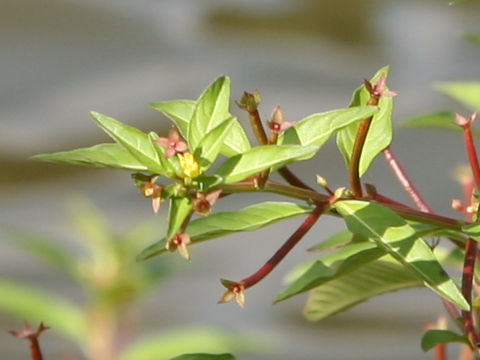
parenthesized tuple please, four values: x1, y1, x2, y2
(464, 124, 480, 189)
(240, 205, 324, 288)
(278, 167, 314, 191)
(462, 237, 479, 349)
(30, 338, 43, 360)
(383, 148, 432, 213)
(349, 97, 379, 198)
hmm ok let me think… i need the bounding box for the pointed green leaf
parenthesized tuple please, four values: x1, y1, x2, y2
(0, 279, 86, 343)
(308, 229, 358, 252)
(303, 260, 423, 321)
(336, 66, 394, 176)
(216, 145, 318, 184)
(188, 77, 231, 151)
(275, 247, 384, 303)
(402, 111, 480, 140)
(195, 117, 236, 171)
(403, 112, 457, 131)
(166, 197, 193, 242)
(220, 119, 251, 156)
(151, 91, 250, 157)
(90, 111, 166, 174)
(31, 143, 148, 171)
(150, 100, 195, 138)
(421, 329, 469, 351)
(435, 82, 480, 111)
(333, 200, 469, 310)
(281, 106, 378, 147)
(170, 354, 235, 360)
(138, 201, 312, 260)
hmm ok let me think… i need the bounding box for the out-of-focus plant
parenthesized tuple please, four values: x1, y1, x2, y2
(0, 199, 257, 360)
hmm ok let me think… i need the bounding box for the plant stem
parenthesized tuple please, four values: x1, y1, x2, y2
(29, 338, 43, 360)
(459, 121, 480, 354)
(463, 122, 480, 189)
(349, 97, 378, 197)
(219, 180, 466, 231)
(383, 147, 432, 213)
(240, 204, 324, 288)
(278, 167, 314, 191)
(246, 105, 268, 146)
(462, 237, 479, 351)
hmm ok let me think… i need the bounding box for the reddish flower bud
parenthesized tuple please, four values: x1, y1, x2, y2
(236, 90, 262, 112)
(455, 112, 477, 128)
(167, 232, 192, 260)
(364, 74, 397, 99)
(155, 127, 188, 158)
(267, 106, 294, 134)
(193, 189, 222, 216)
(218, 279, 245, 308)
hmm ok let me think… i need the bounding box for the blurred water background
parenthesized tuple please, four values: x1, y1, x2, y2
(2, 0, 480, 359)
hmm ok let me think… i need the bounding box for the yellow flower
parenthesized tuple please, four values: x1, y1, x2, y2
(179, 152, 199, 178)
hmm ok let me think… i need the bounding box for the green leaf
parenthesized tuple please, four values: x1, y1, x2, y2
(303, 259, 424, 321)
(333, 200, 469, 310)
(435, 82, 480, 111)
(402, 111, 480, 139)
(166, 197, 193, 242)
(336, 66, 394, 176)
(119, 327, 260, 360)
(138, 201, 312, 261)
(31, 143, 148, 171)
(308, 229, 357, 252)
(188, 77, 231, 151)
(3, 230, 77, 279)
(195, 117, 236, 171)
(150, 100, 195, 138)
(281, 106, 378, 147)
(216, 145, 318, 184)
(90, 111, 166, 174)
(0, 279, 86, 344)
(151, 93, 250, 157)
(219, 119, 251, 156)
(402, 112, 458, 131)
(274, 247, 384, 303)
(464, 33, 480, 46)
(170, 354, 235, 360)
(421, 329, 469, 351)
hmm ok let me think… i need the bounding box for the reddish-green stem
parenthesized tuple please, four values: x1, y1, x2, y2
(462, 237, 479, 350)
(29, 338, 43, 360)
(349, 97, 378, 197)
(463, 123, 480, 189)
(219, 180, 465, 231)
(278, 167, 314, 191)
(434, 342, 446, 360)
(246, 107, 268, 146)
(383, 147, 432, 213)
(240, 204, 324, 288)
(459, 122, 480, 352)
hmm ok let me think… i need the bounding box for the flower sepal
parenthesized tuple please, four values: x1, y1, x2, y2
(218, 279, 246, 308)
